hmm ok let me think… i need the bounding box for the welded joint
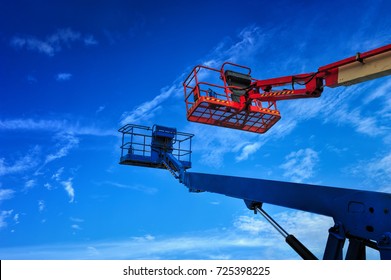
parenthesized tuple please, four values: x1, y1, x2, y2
(244, 200, 262, 214)
(329, 222, 346, 240)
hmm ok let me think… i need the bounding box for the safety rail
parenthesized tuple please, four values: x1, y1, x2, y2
(118, 124, 194, 169)
(182, 63, 281, 134)
(119, 124, 151, 159)
(183, 65, 228, 112)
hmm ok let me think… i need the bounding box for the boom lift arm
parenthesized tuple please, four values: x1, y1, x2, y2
(183, 44, 391, 133)
(119, 124, 391, 260)
(118, 43, 391, 260)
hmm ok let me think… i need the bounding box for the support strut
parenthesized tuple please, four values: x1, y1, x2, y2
(255, 207, 318, 260)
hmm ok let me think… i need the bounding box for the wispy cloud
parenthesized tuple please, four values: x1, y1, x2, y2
(0, 210, 337, 260)
(348, 152, 391, 189)
(235, 142, 262, 162)
(282, 80, 389, 139)
(0, 189, 15, 202)
(51, 167, 64, 181)
(0, 118, 115, 137)
(234, 210, 332, 241)
(0, 119, 66, 131)
(120, 85, 180, 125)
(83, 34, 98, 46)
(188, 123, 260, 167)
(0, 146, 40, 176)
(280, 148, 319, 183)
(61, 178, 75, 203)
(200, 25, 268, 67)
(0, 231, 276, 259)
(44, 183, 53, 190)
(102, 181, 158, 195)
(56, 73, 72, 81)
(71, 224, 82, 230)
(44, 134, 79, 165)
(38, 200, 45, 212)
(0, 210, 14, 229)
(70, 217, 84, 233)
(13, 213, 20, 224)
(96, 106, 105, 114)
(23, 179, 36, 192)
(10, 28, 98, 56)
(10, 36, 54, 56)
(132, 234, 155, 242)
(70, 217, 84, 223)
(364, 79, 391, 105)
(332, 105, 383, 137)
(233, 214, 274, 235)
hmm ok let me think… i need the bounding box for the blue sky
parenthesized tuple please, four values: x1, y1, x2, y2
(1, 0, 391, 260)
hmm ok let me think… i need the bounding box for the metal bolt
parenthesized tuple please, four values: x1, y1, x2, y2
(380, 235, 391, 245)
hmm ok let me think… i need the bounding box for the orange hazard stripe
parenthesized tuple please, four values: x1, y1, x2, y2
(262, 90, 293, 97)
(205, 97, 230, 104)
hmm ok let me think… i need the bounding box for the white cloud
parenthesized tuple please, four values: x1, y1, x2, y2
(0, 231, 275, 259)
(10, 28, 98, 56)
(0, 189, 15, 202)
(200, 25, 267, 66)
(44, 183, 53, 190)
(38, 200, 45, 212)
(235, 142, 262, 162)
(47, 28, 81, 44)
(0, 209, 378, 260)
(25, 179, 36, 188)
(71, 224, 82, 230)
(364, 79, 391, 105)
(0, 118, 115, 137)
(225, 25, 267, 63)
(0, 118, 65, 131)
(83, 34, 98, 46)
(0, 217, 332, 260)
(349, 152, 391, 189)
(96, 106, 105, 114)
(234, 214, 274, 235)
(70, 217, 83, 232)
(234, 210, 333, 257)
(87, 246, 100, 257)
(23, 179, 36, 192)
(280, 148, 319, 183)
(61, 178, 75, 203)
(284, 82, 389, 139)
(0, 146, 40, 176)
(187, 123, 261, 167)
(132, 234, 156, 242)
(51, 167, 64, 181)
(56, 73, 72, 81)
(70, 217, 84, 223)
(44, 134, 79, 165)
(13, 213, 20, 224)
(120, 85, 179, 125)
(10, 36, 54, 56)
(0, 210, 14, 229)
(103, 181, 158, 195)
(333, 106, 383, 137)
